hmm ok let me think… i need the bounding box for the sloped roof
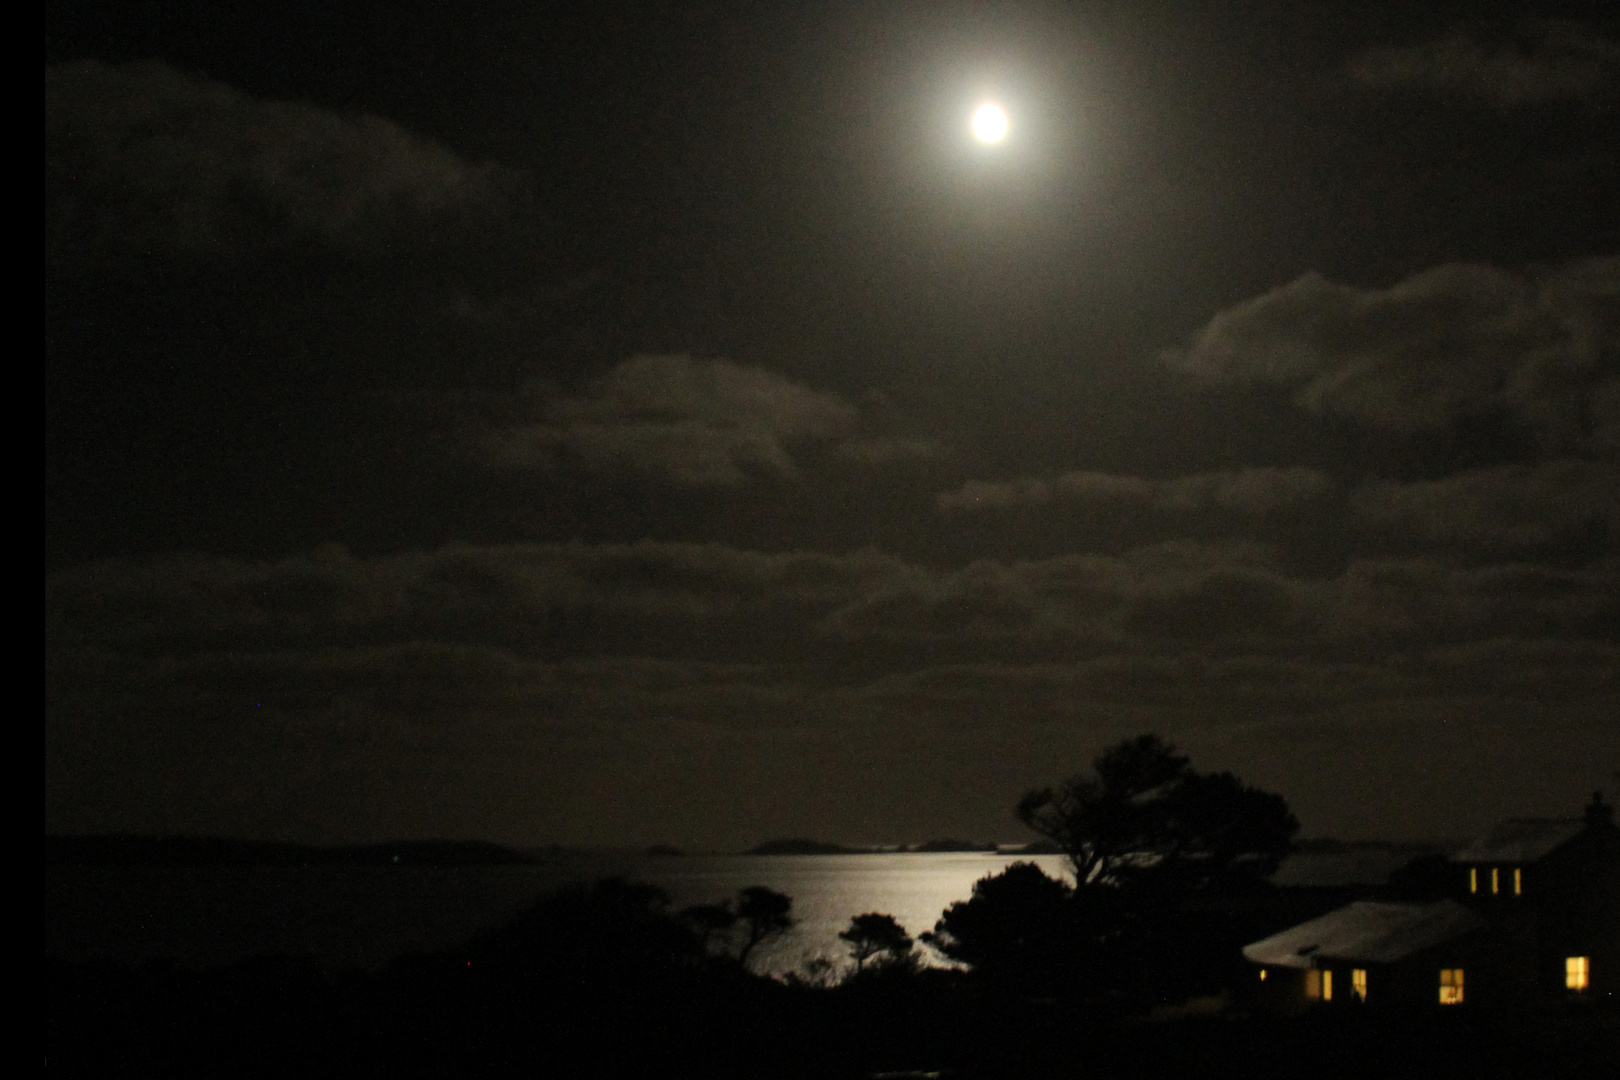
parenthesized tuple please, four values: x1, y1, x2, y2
(1242, 901, 1487, 969)
(1452, 819, 1583, 864)
(1268, 848, 1421, 889)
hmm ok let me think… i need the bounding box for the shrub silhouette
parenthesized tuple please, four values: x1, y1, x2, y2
(677, 900, 739, 955)
(461, 877, 707, 985)
(923, 861, 1100, 996)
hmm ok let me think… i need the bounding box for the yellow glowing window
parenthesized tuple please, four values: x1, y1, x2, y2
(1469, 867, 1477, 893)
(1352, 969, 1367, 1001)
(1439, 968, 1464, 1005)
(1322, 970, 1333, 1001)
(1305, 969, 1322, 999)
(1513, 867, 1522, 896)
(1258, 968, 1267, 981)
(1567, 956, 1589, 991)
(1491, 867, 1499, 894)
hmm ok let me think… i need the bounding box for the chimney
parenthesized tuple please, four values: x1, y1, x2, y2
(1584, 790, 1613, 829)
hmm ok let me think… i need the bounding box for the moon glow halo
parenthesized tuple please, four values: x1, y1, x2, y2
(971, 103, 1009, 143)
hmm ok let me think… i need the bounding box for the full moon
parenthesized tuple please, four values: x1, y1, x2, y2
(971, 103, 1008, 143)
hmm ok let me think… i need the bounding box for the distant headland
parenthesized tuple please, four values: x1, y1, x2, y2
(745, 837, 1060, 855)
(47, 834, 1064, 864)
(46, 834, 540, 868)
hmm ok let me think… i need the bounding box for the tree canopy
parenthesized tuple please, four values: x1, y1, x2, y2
(735, 885, 794, 968)
(922, 861, 1099, 995)
(1016, 734, 1298, 899)
(926, 735, 1300, 1000)
(838, 912, 914, 973)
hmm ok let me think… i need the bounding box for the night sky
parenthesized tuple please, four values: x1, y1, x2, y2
(46, 1, 1619, 850)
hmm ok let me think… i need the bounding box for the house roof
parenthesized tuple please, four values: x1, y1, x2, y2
(1451, 818, 1584, 864)
(1242, 901, 1487, 969)
(1268, 848, 1422, 889)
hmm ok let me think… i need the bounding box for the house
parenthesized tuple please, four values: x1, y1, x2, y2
(1449, 792, 1619, 1003)
(1241, 793, 1619, 1010)
(1242, 899, 1489, 1013)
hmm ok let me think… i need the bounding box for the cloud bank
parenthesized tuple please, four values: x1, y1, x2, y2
(1165, 259, 1620, 451)
(46, 59, 519, 265)
(1348, 22, 1620, 107)
(937, 467, 1339, 517)
(478, 354, 939, 486)
(47, 538, 1618, 843)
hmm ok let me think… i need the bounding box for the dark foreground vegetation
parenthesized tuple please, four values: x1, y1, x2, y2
(47, 738, 1619, 1076)
(47, 905, 1618, 1079)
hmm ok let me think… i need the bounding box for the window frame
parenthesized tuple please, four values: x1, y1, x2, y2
(1439, 967, 1465, 1005)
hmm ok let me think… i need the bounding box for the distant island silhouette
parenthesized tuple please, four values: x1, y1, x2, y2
(48, 834, 1062, 864)
(46, 834, 538, 868)
(746, 838, 864, 855)
(746, 837, 1060, 855)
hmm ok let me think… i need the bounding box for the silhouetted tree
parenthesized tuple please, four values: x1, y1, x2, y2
(838, 913, 914, 973)
(1002, 735, 1298, 1000)
(1017, 735, 1297, 898)
(735, 886, 794, 968)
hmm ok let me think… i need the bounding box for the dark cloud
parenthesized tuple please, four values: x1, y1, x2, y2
(1594, 379, 1620, 452)
(834, 435, 947, 467)
(46, 59, 519, 266)
(1322, 557, 1618, 649)
(1166, 259, 1620, 451)
(845, 641, 1618, 721)
(50, 539, 1617, 677)
(48, 539, 1616, 843)
(1350, 459, 1619, 555)
(937, 466, 1339, 516)
(1347, 21, 1620, 108)
(46, 541, 911, 662)
(935, 459, 1615, 561)
(475, 354, 940, 487)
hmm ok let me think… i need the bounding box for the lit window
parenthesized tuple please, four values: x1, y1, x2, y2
(1352, 968, 1367, 1001)
(1305, 969, 1322, 999)
(1322, 970, 1333, 1001)
(1469, 867, 1478, 893)
(1513, 867, 1522, 896)
(1491, 867, 1499, 894)
(1439, 968, 1464, 1005)
(1258, 968, 1267, 981)
(1567, 957, 1589, 991)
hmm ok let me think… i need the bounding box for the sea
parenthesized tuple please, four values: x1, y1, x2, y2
(47, 852, 1072, 977)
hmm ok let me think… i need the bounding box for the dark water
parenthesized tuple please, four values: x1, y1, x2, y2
(47, 852, 1070, 975)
